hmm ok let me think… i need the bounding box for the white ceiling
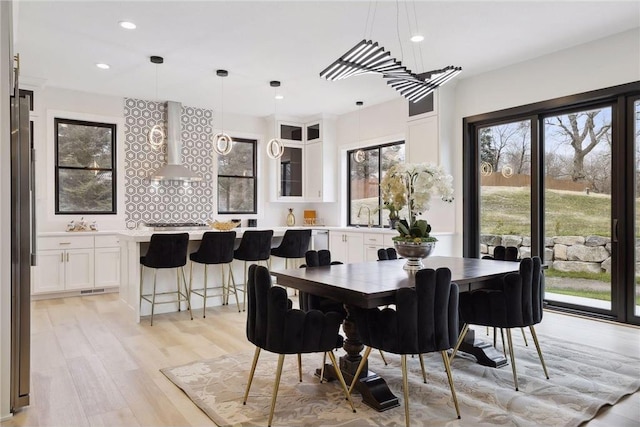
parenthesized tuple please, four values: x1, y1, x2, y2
(13, 1, 640, 118)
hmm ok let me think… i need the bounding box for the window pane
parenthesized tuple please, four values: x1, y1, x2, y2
(58, 169, 113, 212)
(218, 140, 254, 176)
(350, 149, 380, 226)
(280, 124, 302, 141)
(218, 177, 255, 213)
(635, 100, 640, 316)
(57, 121, 113, 168)
(479, 120, 531, 256)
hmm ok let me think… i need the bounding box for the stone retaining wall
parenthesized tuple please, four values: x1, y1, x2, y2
(480, 234, 613, 274)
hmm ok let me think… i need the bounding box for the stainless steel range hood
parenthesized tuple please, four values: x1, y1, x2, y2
(149, 101, 203, 182)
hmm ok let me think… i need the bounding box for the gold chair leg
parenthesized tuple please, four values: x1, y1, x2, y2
(202, 265, 208, 318)
(268, 354, 285, 427)
(418, 354, 427, 383)
(348, 346, 372, 395)
(500, 328, 507, 357)
(227, 264, 241, 312)
(450, 323, 469, 362)
(243, 347, 261, 404)
(327, 351, 356, 413)
(139, 265, 144, 312)
(379, 350, 388, 366)
(529, 325, 549, 379)
(180, 266, 193, 320)
(150, 269, 157, 326)
(441, 350, 461, 419)
(319, 352, 327, 383)
(401, 354, 410, 427)
(175, 268, 181, 312)
(506, 329, 519, 391)
(242, 261, 248, 312)
(188, 261, 194, 311)
(521, 327, 529, 346)
(297, 353, 302, 382)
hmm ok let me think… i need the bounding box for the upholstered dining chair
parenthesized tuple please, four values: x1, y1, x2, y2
(243, 264, 356, 426)
(451, 256, 549, 391)
(377, 247, 398, 261)
(233, 229, 274, 311)
(348, 268, 461, 427)
(188, 231, 239, 316)
(139, 232, 192, 326)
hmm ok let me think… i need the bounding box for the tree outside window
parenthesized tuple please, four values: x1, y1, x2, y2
(55, 118, 116, 214)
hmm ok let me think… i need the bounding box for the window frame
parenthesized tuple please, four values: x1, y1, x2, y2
(54, 117, 117, 215)
(217, 137, 257, 214)
(346, 140, 405, 227)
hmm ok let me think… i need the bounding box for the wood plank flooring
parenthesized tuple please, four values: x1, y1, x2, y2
(2, 293, 639, 426)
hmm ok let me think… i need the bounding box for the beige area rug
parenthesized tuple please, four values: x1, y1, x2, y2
(161, 336, 640, 426)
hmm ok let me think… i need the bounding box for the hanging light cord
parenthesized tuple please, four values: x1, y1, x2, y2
(395, 0, 404, 63)
(412, 1, 425, 71)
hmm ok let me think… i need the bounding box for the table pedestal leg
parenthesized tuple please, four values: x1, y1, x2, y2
(458, 327, 508, 368)
(315, 310, 399, 411)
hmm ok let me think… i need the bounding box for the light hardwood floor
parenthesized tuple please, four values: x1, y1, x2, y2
(2, 293, 639, 426)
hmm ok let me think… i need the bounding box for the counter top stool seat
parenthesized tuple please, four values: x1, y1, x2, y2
(139, 232, 192, 326)
(270, 229, 312, 296)
(233, 229, 274, 311)
(188, 231, 240, 317)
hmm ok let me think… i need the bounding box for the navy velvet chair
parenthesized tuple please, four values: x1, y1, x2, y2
(139, 233, 192, 325)
(188, 231, 239, 316)
(242, 264, 355, 426)
(348, 267, 461, 426)
(233, 229, 274, 311)
(452, 256, 549, 391)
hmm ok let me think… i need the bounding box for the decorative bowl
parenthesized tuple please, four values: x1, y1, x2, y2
(210, 220, 240, 231)
(394, 241, 436, 271)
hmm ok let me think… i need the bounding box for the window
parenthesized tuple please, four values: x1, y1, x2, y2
(217, 137, 257, 214)
(55, 118, 116, 214)
(347, 141, 405, 227)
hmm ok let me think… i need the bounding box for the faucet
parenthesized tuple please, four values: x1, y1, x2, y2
(357, 206, 372, 228)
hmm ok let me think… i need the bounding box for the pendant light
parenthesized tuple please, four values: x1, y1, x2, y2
(354, 101, 366, 163)
(266, 80, 285, 159)
(212, 69, 233, 156)
(147, 55, 166, 150)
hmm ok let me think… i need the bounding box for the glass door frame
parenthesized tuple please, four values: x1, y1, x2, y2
(463, 81, 640, 325)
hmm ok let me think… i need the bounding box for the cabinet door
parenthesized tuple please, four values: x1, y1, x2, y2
(65, 248, 95, 290)
(364, 244, 382, 262)
(306, 122, 321, 142)
(329, 232, 348, 263)
(345, 232, 364, 263)
(94, 247, 120, 288)
(279, 145, 303, 198)
(304, 141, 323, 201)
(32, 250, 65, 294)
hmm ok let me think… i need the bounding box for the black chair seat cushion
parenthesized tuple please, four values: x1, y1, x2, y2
(234, 230, 274, 261)
(190, 231, 236, 265)
(140, 233, 189, 269)
(246, 265, 345, 354)
(351, 268, 459, 355)
(459, 257, 543, 328)
(270, 229, 312, 259)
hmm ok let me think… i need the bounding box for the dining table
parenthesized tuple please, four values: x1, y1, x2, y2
(272, 256, 521, 412)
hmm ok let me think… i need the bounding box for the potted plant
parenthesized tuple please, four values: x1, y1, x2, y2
(380, 162, 454, 270)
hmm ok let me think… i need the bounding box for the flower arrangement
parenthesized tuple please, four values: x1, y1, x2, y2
(379, 163, 454, 242)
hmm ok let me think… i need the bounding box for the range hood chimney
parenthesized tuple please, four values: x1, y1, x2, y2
(149, 101, 203, 182)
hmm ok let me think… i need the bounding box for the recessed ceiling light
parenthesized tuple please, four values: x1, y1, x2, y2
(275, 94, 284, 100)
(119, 21, 136, 30)
(410, 34, 424, 43)
(96, 63, 110, 70)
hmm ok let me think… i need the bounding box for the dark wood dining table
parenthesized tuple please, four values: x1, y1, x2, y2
(272, 256, 521, 412)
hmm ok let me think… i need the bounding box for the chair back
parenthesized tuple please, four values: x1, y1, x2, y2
(300, 250, 344, 312)
(234, 230, 274, 261)
(190, 231, 236, 264)
(353, 267, 459, 355)
(304, 249, 342, 267)
(271, 229, 312, 259)
(140, 233, 189, 269)
(246, 264, 343, 354)
(377, 247, 398, 261)
(503, 256, 544, 326)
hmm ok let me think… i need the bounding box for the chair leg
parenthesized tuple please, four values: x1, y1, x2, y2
(268, 354, 286, 427)
(297, 353, 302, 382)
(379, 350, 388, 366)
(202, 265, 208, 318)
(319, 352, 327, 383)
(441, 350, 461, 419)
(188, 261, 194, 311)
(227, 264, 241, 312)
(529, 325, 549, 379)
(493, 327, 497, 348)
(180, 266, 193, 320)
(348, 346, 372, 395)
(139, 265, 144, 312)
(243, 347, 261, 404)
(242, 261, 248, 312)
(418, 354, 427, 383)
(327, 351, 356, 413)
(506, 329, 519, 391)
(521, 327, 529, 346)
(500, 328, 507, 357)
(175, 268, 181, 312)
(401, 354, 410, 427)
(449, 323, 469, 362)
(150, 269, 157, 326)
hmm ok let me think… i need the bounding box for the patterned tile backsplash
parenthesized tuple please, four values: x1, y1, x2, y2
(124, 98, 214, 225)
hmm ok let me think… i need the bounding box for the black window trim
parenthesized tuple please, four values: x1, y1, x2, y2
(54, 117, 117, 215)
(217, 137, 257, 215)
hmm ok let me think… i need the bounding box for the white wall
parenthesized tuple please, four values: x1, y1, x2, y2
(1, 1, 12, 419)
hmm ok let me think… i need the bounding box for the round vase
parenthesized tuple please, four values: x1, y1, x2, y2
(286, 208, 296, 226)
(393, 241, 436, 271)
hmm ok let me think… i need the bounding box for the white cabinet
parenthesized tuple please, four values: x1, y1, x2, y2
(329, 231, 364, 264)
(95, 235, 121, 288)
(363, 233, 385, 262)
(33, 235, 95, 294)
(304, 140, 323, 200)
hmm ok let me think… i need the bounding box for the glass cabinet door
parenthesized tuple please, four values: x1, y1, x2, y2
(280, 146, 303, 197)
(306, 122, 321, 142)
(279, 124, 303, 141)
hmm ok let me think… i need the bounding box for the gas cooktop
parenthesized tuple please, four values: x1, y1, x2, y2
(143, 222, 209, 231)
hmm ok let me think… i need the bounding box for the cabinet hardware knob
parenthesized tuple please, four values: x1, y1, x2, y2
(60, 253, 64, 262)
(66, 253, 69, 262)
(59, 242, 71, 245)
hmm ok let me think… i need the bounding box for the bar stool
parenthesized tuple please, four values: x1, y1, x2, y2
(189, 231, 240, 317)
(139, 233, 192, 326)
(233, 229, 274, 311)
(270, 229, 312, 269)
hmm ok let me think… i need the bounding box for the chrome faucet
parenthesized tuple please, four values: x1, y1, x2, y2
(357, 206, 372, 228)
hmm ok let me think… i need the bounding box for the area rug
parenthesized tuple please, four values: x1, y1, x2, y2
(161, 335, 640, 426)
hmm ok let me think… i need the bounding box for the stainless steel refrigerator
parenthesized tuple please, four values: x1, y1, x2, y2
(10, 54, 33, 411)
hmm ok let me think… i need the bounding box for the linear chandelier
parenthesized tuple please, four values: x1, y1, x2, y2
(319, 39, 462, 103)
